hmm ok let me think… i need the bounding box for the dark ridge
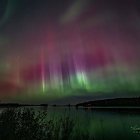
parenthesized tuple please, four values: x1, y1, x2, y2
(0, 103, 20, 107)
(0, 103, 48, 107)
(76, 97, 140, 107)
(40, 104, 48, 107)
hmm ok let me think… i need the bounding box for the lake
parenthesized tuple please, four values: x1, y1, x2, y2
(0, 107, 140, 140)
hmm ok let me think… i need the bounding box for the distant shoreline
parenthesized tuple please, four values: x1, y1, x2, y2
(1, 97, 140, 108)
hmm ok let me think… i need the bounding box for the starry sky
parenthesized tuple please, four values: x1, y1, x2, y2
(0, 0, 140, 104)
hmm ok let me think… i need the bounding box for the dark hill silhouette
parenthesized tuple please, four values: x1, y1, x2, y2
(76, 97, 140, 107)
(0, 103, 48, 107)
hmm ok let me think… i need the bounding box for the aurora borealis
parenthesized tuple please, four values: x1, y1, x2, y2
(0, 0, 140, 103)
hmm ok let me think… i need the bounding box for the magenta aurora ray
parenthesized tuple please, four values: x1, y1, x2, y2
(0, 0, 140, 103)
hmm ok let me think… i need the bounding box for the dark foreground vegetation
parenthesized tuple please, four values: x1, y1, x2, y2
(0, 108, 93, 140)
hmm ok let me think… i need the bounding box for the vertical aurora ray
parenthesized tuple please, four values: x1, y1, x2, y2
(0, 0, 140, 102)
(40, 47, 46, 93)
(0, 0, 18, 27)
(16, 56, 21, 85)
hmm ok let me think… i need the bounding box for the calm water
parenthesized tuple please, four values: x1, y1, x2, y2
(1, 107, 140, 140)
(40, 107, 140, 140)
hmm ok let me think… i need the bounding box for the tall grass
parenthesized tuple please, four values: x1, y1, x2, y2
(0, 108, 93, 140)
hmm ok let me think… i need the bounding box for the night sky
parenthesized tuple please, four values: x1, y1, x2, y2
(0, 0, 140, 104)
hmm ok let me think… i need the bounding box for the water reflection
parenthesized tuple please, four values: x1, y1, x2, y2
(0, 107, 140, 140)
